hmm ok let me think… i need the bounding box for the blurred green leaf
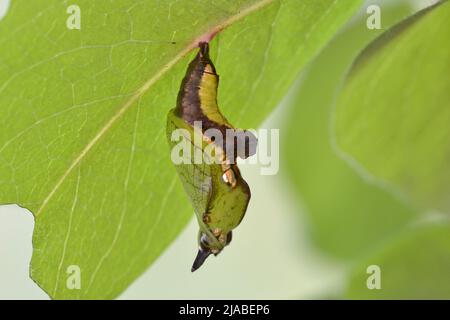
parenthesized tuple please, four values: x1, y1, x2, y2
(333, 1, 450, 212)
(0, 0, 361, 298)
(283, 1, 421, 259)
(346, 222, 450, 299)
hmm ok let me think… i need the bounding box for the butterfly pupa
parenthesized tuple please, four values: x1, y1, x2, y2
(166, 42, 257, 271)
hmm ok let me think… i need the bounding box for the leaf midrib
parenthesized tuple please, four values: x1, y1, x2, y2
(34, 0, 275, 217)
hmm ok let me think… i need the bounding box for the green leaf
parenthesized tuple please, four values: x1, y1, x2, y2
(0, 0, 362, 298)
(333, 1, 450, 212)
(346, 222, 450, 299)
(283, 1, 421, 259)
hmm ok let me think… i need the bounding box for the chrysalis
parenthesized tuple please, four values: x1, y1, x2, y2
(166, 42, 257, 271)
